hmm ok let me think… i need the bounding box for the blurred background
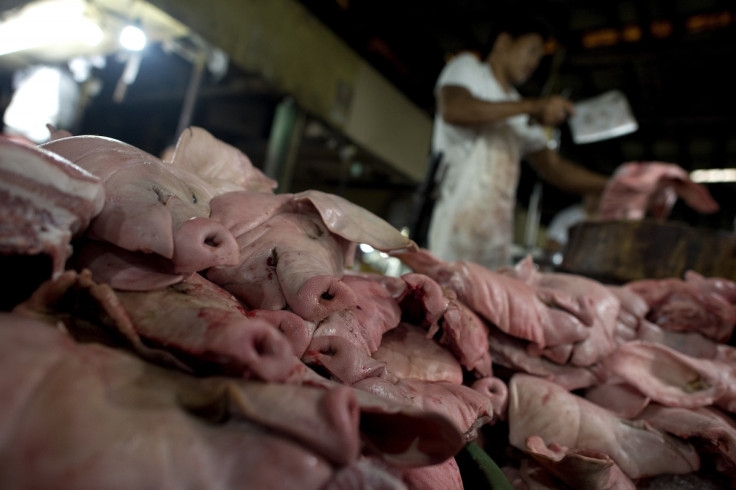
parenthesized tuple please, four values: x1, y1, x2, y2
(1, 0, 735, 241)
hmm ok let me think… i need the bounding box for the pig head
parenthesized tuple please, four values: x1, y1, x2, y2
(207, 189, 416, 322)
(40, 135, 239, 290)
(599, 161, 719, 220)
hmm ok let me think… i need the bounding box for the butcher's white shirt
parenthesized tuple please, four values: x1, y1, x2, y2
(428, 52, 548, 270)
(431, 52, 548, 165)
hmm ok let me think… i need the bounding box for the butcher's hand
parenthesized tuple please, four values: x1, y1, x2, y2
(530, 96, 575, 127)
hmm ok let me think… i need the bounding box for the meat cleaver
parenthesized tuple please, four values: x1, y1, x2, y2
(568, 89, 638, 144)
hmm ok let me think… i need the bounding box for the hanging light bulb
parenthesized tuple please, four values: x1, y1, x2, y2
(119, 22, 146, 51)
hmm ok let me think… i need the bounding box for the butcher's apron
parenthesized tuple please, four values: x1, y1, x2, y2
(427, 125, 520, 270)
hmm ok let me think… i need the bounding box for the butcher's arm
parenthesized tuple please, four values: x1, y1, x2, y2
(526, 147, 608, 195)
(438, 86, 573, 127)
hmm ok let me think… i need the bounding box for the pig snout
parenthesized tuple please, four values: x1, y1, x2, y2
(225, 321, 298, 382)
(173, 217, 240, 273)
(472, 376, 509, 421)
(304, 335, 389, 385)
(317, 385, 361, 466)
(246, 309, 315, 358)
(285, 275, 358, 322)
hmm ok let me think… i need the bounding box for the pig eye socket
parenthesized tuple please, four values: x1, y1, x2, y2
(187, 187, 199, 204)
(152, 184, 166, 203)
(152, 184, 173, 204)
(306, 220, 325, 239)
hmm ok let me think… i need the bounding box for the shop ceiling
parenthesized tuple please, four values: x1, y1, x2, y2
(0, 0, 431, 192)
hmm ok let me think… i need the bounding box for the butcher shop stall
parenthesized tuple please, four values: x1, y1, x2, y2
(2, 0, 736, 489)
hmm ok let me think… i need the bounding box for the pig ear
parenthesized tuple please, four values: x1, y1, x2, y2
(45, 124, 73, 141)
(170, 127, 277, 194)
(293, 190, 417, 253)
(509, 254, 537, 280)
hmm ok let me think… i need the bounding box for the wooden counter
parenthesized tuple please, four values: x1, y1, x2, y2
(559, 220, 736, 284)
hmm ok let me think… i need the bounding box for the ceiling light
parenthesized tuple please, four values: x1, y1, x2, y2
(690, 169, 736, 183)
(119, 24, 147, 51)
(0, 0, 103, 57)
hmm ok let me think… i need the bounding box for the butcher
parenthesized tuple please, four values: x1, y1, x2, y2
(426, 8, 608, 269)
